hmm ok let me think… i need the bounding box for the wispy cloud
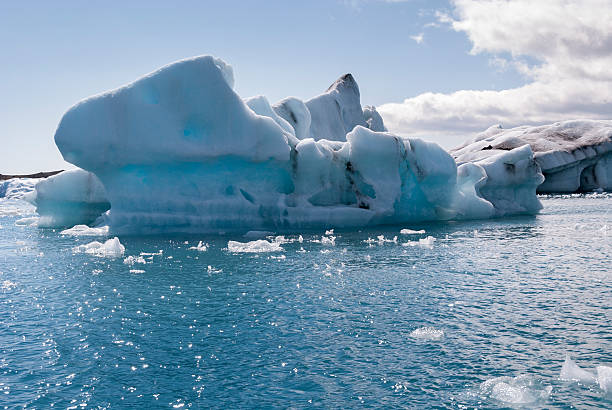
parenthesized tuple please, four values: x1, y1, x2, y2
(410, 32, 425, 44)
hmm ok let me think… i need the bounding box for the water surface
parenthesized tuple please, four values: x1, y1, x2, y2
(1, 195, 610, 408)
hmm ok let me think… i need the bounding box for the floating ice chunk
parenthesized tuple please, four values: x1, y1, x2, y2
(597, 365, 612, 394)
(376, 235, 397, 244)
(73, 237, 125, 258)
(402, 236, 436, 248)
(270, 254, 286, 260)
(0, 178, 38, 200)
(207, 265, 222, 273)
(227, 239, 283, 253)
(559, 355, 597, 383)
(123, 255, 147, 266)
(400, 228, 426, 235)
(27, 169, 110, 228)
(312, 235, 336, 246)
(479, 375, 552, 405)
(61, 224, 109, 236)
(325, 229, 334, 235)
(409, 327, 444, 341)
(15, 216, 39, 226)
(453, 119, 612, 193)
(188, 241, 208, 252)
(49, 55, 543, 235)
(243, 230, 274, 239)
(129, 269, 145, 274)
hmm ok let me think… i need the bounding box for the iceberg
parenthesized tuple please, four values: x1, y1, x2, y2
(26, 169, 110, 228)
(42, 55, 543, 234)
(0, 178, 38, 200)
(453, 120, 612, 193)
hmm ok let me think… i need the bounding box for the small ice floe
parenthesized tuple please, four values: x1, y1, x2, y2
(207, 265, 222, 273)
(325, 229, 334, 235)
(559, 355, 612, 394)
(400, 228, 425, 235)
(270, 254, 286, 260)
(272, 235, 293, 244)
(60, 224, 109, 236)
(15, 217, 38, 226)
(363, 235, 397, 245)
(559, 355, 597, 384)
(597, 365, 612, 394)
(243, 230, 274, 239)
(409, 327, 444, 341)
(227, 239, 283, 253)
(378, 235, 397, 244)
(402, 236, 436, 248)
(123, 255, 147, 266)
(129, 269, 145, 274)
(72, 237, 125, 258)
(479, 375, 552, 406)
(188, 241, 208, 252)
(313, 235, 336, 246)
(140, 250, 163, 256)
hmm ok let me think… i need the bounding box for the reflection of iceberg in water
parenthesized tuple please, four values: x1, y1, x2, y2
(31, 56, 544, 234)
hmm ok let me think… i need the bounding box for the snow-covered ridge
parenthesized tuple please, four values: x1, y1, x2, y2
(41, 55, 543, 234)
(453, 120, 612, 193)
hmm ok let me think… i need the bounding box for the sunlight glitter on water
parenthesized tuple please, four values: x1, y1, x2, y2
(0, 195, 610, 408)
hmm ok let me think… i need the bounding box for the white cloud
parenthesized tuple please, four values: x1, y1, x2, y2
(379, 0, 612, 147)
(410, 32, 425, 44)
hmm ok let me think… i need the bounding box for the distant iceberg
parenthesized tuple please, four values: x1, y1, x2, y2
(453, 120, 612, 193)
(35, 55, 544, 234)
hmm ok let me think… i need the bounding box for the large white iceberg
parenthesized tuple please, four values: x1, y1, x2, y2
(453, 120, 612, 193)
(45, 55, 543, 234)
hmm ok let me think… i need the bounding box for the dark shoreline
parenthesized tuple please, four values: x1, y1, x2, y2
(0, 170, 63, 181)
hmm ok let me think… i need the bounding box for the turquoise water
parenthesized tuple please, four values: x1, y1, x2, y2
(1, 195, 610, 408)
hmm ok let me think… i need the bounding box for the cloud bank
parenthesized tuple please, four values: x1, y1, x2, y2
(378, 0, 612, 147)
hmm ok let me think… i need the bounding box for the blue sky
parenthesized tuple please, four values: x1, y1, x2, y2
(2, 0, 609, 173)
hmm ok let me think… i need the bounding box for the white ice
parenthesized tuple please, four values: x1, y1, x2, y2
(226, 239, 283, 253)
(453, 120, 612, 193)
(597, 365, 612, 394)
(409, 327, 444, 340)
(400, 228, 425, 235)
(188, 241, 208, 252)
(72, 237, 125, 258)
(38, 55, 545, 234)
(26, 169, 109, 228)
(0, 178, 38, 200)
(479, 375, 552, 405)
(559, 355, 597, 384)
(60, 224, 109, 236)
(402, 236, 436, 248)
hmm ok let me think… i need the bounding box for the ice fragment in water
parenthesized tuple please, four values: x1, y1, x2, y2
(227, 239, 283, 253)
(73, 237, 125, 258)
